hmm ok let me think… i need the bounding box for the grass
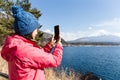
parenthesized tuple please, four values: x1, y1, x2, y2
(0, 47, 81, 80)
(45, 68, 81, 80)
(0, 52, 8, 80)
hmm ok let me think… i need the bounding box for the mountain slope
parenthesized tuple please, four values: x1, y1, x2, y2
(39, 31, 67, 46)
(67, 35, 120, 46)
(69, 35, 120, 43)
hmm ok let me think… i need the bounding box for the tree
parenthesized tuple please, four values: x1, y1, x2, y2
(0, 0, 14, 18)
(0, 0, 43, 46)
(15, 0, 42, 19)
(29, 8, 42, 19)
(0, 0, 42, 19)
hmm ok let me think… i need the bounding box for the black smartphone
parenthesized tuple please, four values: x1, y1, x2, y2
(54, 25, 60, 41)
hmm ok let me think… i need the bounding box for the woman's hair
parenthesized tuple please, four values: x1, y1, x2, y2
(23, 33, 33, 40)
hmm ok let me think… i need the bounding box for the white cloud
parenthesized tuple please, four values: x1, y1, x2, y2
(61, 30, 120, 41)
(89, 29, 111, 37)
(91, 18, 120, 29)
(41, 28, 120, 41)
(42, 29, 52, 34)
(91, 18, 120, 27)
(61, 30, 107, 41)
(88, 27, 92, 30)
(61, 32, 84, 41)
(61, 32, 77, 41)
(114, 33, 120, 37)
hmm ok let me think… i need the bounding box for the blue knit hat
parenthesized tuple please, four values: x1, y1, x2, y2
(12, 5, 39, 36)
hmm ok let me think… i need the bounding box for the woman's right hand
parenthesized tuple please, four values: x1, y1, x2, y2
(56, 36, 62, 46)
(49, 35, 62, 47)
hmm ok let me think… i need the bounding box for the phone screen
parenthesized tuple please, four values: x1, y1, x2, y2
(54, 25, 60, 41)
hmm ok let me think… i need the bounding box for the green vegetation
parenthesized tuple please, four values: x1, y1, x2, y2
(0, 0, 15, 45)
(0, 0, 42, 45)
(15, 0, 42, 19)
(0, 0, 14, 18)
(0, 18, 14, 45)
(0, 0, 42, 19)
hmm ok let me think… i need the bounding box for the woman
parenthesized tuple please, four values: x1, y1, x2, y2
(1, 6, 63, 80)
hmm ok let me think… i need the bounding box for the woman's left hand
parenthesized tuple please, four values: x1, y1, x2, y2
(48, 35, 56, 47)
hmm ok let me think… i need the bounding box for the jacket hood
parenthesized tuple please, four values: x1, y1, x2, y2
(1, 35, 17, 61)
(1, 35, 32, 61)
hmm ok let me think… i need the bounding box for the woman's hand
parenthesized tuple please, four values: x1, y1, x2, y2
(55, 36, 62, 46)
(48, 35, 56, 47)
(49, 35, 62, 47)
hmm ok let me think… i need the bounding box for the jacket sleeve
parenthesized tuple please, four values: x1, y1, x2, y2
(42, 43, 52, 53)
(23, 44, 63, 68)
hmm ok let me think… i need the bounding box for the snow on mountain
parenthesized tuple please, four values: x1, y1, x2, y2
(69, 35, 120, 43)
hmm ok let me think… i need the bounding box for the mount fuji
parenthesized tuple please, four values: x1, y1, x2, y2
(67, 35, 120, 45)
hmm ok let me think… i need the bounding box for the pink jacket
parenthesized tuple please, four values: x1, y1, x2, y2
(1, 34, 63, 80)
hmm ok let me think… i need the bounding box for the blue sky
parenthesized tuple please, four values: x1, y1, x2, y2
(30, 0, 120, 41)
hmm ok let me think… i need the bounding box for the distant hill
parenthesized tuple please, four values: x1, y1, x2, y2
(67, 35, 120, 46)
(39, 31, 67, 46)
(70, 35, 120, 43)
